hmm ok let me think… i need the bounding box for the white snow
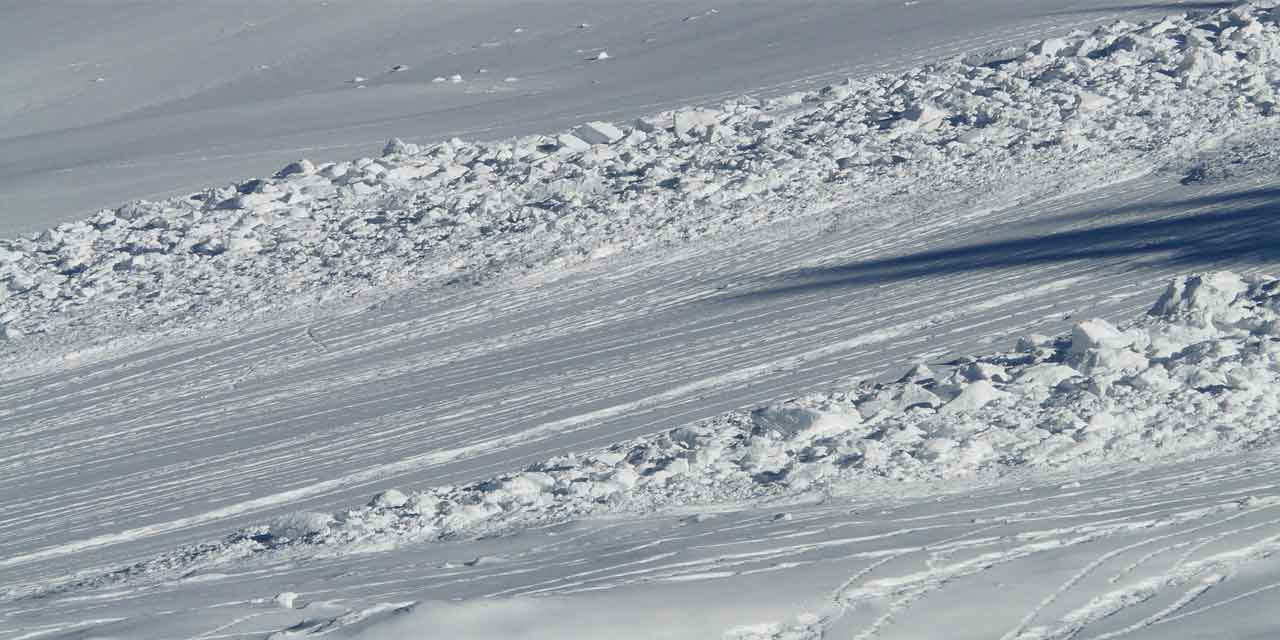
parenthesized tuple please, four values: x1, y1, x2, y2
(8, 3, 1280, 639)
(0, 0, 1224, 233)
(7, 3, 1280, 365)
(30, 270, 1280, 597)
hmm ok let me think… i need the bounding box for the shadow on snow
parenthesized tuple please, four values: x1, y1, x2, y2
(722, 186, 1280, 302)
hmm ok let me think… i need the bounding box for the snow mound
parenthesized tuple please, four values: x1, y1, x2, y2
(5, 3, 1280, 360)
(38, 270, 1280, 596)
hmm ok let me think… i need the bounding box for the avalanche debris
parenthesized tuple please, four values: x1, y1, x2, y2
(5, 4, 1280, 360)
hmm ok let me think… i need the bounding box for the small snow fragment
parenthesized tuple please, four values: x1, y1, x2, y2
(1076, 91, 1114, 112)
(898, 103, 949, 130)
(1016, 364, 1079, 388)
(941, 380, 1006, 414)
(464, 555, 507, 567)
(267, 512, 333, 541)
(1149, 272, 1249, 322)
(1034, 37, 1070, 57)
(273, 592, 299, 609)
(1015, 334, 1052, 352)
(349, 76, 367, 83)
(673, 108, 721, 140)
(277, 159, 315, 178)
(370, 488, 409, 508)
(1069, 319, 1132, 354)
(228, 236, 262, 254)
(577, 23, 591, 29)
(383, 138, 420, 157)
(574, 121, 625, 145)
(555, 133, 591, 152)
(750, 405, 819, 437)
(960, 362, 1009, 383)
(590, 50, 610, 61)
(449, 74, 463, 83)
(432, 76, 446, 83)
(504, 77, 519, 82)
(898, 363, 936, 383)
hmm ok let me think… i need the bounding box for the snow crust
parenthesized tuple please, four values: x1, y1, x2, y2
(33, 270, 1280, 597)
(6, 3, 1280, 362)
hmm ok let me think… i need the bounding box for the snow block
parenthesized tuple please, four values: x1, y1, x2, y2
(1069, 319, 1133, 355)
(672, 108, 721, 141)
(555, 133, 591, 153)
(1149, 271, 1249, 323)
(369, 488, 409, 508)
(940, 380, 1006, 414)
(573, 121, 625, 145)
(276, 159, 315, 178)
(1034, 37, 1070, 57)
(1076, 91, 1114, 112)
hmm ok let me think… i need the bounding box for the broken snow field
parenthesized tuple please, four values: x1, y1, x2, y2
(0, 0, 1239, 233)
(7, 2, 1280, 639)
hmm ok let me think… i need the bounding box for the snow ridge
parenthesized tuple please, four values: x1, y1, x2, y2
(20, 270, 1280, 599)
(4, 3, 1280, 361)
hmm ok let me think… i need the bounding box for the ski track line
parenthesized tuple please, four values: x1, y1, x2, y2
(0, 273, 1097, 571)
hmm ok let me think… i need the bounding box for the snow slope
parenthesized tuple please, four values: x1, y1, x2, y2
(0, 0, 1229, 233)
(5, 2, 1280, 639)
(4, 0, 1277, 361)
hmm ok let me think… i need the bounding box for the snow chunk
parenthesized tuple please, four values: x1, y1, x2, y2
(382, 138, 421, 157)
(369, 489, 409, 508)
(573, 121, 625, 145)
(555, 133, 591, 153)
(267, 512, 333, 541)
(897, 103, 949, 131)
(1150, 271, 1250, 325)
(672, 108, 721, 141)
(750, 404, 820, 438)
(940, 380, 1007, 414)
(1069, 319, 1133, 354)
(1076, 91, 1115, 112)
(276, 159, 315, 178)
(1034, 37, 1070, 57)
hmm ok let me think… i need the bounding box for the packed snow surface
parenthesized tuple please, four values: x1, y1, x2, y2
(24, 270, 1280, 595)
(7, 2, 1280, 639)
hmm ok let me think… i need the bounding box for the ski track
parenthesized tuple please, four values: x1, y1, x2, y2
(4, 165, 1280, 639)
(8, 3, 1280, 636)
(4, 169, 1279, 591)
(10, 452, 1280, 639)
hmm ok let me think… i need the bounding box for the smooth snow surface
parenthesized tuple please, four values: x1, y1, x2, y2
(7, 2, 1280, 639)
(0, 0, 1231, 233)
